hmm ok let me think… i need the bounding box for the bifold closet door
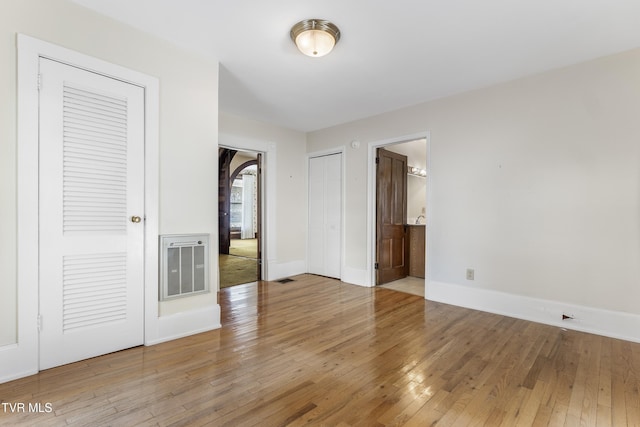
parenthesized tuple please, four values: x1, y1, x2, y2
(308, 153, 342, 279)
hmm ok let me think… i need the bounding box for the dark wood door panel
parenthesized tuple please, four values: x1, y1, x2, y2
(376, 148, 408, 285)
(218, 148, 237, 255)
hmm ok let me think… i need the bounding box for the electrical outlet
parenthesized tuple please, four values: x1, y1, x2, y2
(466, 268, 474, 280)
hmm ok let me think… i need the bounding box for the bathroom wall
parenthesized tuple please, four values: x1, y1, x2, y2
(384, 140, 428, 224)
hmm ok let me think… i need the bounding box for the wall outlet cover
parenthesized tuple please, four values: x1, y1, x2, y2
(466, 268, 474, 280)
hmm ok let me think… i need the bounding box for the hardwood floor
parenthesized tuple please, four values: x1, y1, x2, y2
(1, 274, 639, 426)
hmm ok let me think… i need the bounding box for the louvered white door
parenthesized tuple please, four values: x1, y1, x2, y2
(38, 58, 145, 370)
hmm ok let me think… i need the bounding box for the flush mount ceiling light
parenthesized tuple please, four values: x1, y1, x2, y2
(290, 19, 341, 57)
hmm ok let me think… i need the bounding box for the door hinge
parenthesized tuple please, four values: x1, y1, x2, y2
(37, 314, 42, 332)
(374, 262, 379, 270)
(375, 157, 379, 164)
(37, 73, 42, 91)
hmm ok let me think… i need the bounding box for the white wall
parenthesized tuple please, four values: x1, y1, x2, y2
(219, 112, 308, 279)
(308, 48, 640, 339)
(1, 0, 219, 349)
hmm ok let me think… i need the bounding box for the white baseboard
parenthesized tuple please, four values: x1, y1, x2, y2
(146, 305, 221, 346)
(0, 343, 38, 385)
(0, 305, 222, 384)
(342, 266, 371, 287)
(266, 260, 306, 281)
(427, 281, 640, 344)
(0, 368, 38, 385)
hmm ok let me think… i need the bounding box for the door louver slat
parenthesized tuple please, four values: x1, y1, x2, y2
(63, 83, 128, 234)
(63, 253, 127, 332)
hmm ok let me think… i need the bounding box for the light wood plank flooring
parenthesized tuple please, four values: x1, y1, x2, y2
(1, 274, 639, 426)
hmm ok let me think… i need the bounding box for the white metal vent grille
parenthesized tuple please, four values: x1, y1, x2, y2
(62, 253, 127, 332)
(160, 234, 210, 301)
(63, 83, 128, 233)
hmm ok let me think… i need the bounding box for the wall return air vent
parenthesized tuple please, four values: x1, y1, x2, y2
(160, 234, 210, 301)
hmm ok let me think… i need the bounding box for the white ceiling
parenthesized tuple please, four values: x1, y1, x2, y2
(72, 0, 640, 132)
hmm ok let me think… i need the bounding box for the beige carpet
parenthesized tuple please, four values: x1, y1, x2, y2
(229, 238, 258, 259)
(219, 254, 258, 288)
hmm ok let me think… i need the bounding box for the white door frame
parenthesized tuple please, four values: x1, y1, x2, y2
(367, 132, 431, 291)
(6, 34, 159, 380)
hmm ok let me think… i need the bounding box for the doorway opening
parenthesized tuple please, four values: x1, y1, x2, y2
(372, 136, 428, 297)
(218, 148, 262, 288)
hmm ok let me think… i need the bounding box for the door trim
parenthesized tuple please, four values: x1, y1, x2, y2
(8, 34, 159, 380)
(367, 132, 431, 290)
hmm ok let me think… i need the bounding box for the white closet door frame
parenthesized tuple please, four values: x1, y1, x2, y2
(7, 34, 159, 380)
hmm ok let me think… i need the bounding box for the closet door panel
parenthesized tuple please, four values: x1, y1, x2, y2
(308, 153, 342, 278)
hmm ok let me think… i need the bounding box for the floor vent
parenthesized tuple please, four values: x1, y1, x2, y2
(276, 278, 294, 284)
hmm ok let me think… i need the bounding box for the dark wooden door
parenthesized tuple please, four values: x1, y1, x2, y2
(218, 148, 237, 254)
(376, 148, 408, 285)
(256, 153, 262, 280)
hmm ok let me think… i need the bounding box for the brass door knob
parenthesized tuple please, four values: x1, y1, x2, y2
(131, 216, 142, 223)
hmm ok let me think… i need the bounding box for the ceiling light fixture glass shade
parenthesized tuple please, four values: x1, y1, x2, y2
(290, 19, 341, 57)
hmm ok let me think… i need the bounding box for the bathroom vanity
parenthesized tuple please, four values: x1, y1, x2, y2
(406, 224, 425, 278)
